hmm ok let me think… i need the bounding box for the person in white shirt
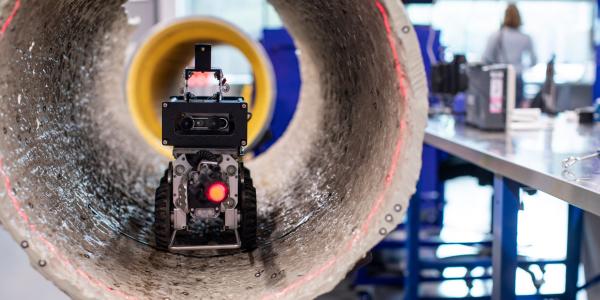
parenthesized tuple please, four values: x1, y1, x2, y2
(482, 3, 537, 107)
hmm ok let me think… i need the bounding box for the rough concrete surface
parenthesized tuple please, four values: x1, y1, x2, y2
(0, 0, 427, 299)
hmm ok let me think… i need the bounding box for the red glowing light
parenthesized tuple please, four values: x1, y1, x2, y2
(187, 72, 213, 88)
(206, 181, 229, 203)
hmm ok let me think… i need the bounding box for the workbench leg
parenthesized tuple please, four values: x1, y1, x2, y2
(435, 176, 445, 228)
(420, 145, 442, 227)
(564, 205, 583, 300)
(492, 175, 520, 300)
(405, 194, 420, 300)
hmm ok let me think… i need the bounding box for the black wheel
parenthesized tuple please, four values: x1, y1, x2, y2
(154, 164, 173, 251)
(240, 165, 257, 251)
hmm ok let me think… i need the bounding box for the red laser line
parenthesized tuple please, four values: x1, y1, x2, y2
(261, 1, 411, 299)
(0, 0, 20, 36)
(376, 0, 409, 99)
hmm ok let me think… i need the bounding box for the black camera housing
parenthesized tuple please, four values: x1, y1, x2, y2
(431, 54, 469, 95)
(162, 96, 248, 149)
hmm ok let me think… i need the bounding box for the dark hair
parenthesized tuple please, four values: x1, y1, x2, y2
(503, 3, 522, 29)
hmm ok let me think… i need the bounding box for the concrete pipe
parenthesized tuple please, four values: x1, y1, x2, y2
(0, 0, 427, 299)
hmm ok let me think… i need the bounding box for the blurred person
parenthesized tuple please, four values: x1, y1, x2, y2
(483, 3, 537, 107)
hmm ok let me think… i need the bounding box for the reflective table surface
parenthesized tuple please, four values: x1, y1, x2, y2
(425, 115, 600, 215)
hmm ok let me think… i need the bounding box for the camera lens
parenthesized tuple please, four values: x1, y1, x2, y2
(207, 117, 219, 130)
(207, 117, 228, 130)
(180, 117, 194, 130)
(194, 119, 207, 127)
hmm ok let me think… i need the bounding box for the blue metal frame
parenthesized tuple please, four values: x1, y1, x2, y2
(405, 194, 421, 300)
(594, 0, 600, 100)
(419, 145, 445, 228)
(565, 205, 584, 299)
(492, 175, 520, 300)
(354, 148, 585, 300)
(257, 29, 301, 155)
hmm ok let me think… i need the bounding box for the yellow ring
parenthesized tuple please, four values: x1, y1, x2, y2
(127, 17, 275, 158)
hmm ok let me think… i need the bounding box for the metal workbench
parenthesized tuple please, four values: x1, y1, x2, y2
(425, 115, 600, 214)
(406, 114, 600, 300)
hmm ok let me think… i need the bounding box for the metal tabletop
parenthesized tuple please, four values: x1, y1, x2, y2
(424, 115, 600, 216)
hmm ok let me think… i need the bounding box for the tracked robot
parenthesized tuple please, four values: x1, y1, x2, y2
(154, 44, 257, 251)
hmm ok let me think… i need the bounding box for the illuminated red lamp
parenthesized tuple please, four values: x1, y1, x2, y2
(205, 181, 229, 203)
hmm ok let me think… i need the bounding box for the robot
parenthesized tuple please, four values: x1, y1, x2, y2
(154, 44, 257, 251)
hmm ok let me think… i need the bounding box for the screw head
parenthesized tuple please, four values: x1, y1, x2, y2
(385, 214, 393, 223)
(379, 228, 388, 235)
(226, 165, 237, 176)
(162, 103, 168, 108)
(175, 165, 185, 176)
(402, 26, 410, 33)
(224, 198, 236, 208)
(394, 204, 402, 212)
(241, 103, 247, 109)
(38, 259, 47, 267)
(20, 241, 29, 248)
(241, 140, 247, 146)
(162, 139, 168, 145)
